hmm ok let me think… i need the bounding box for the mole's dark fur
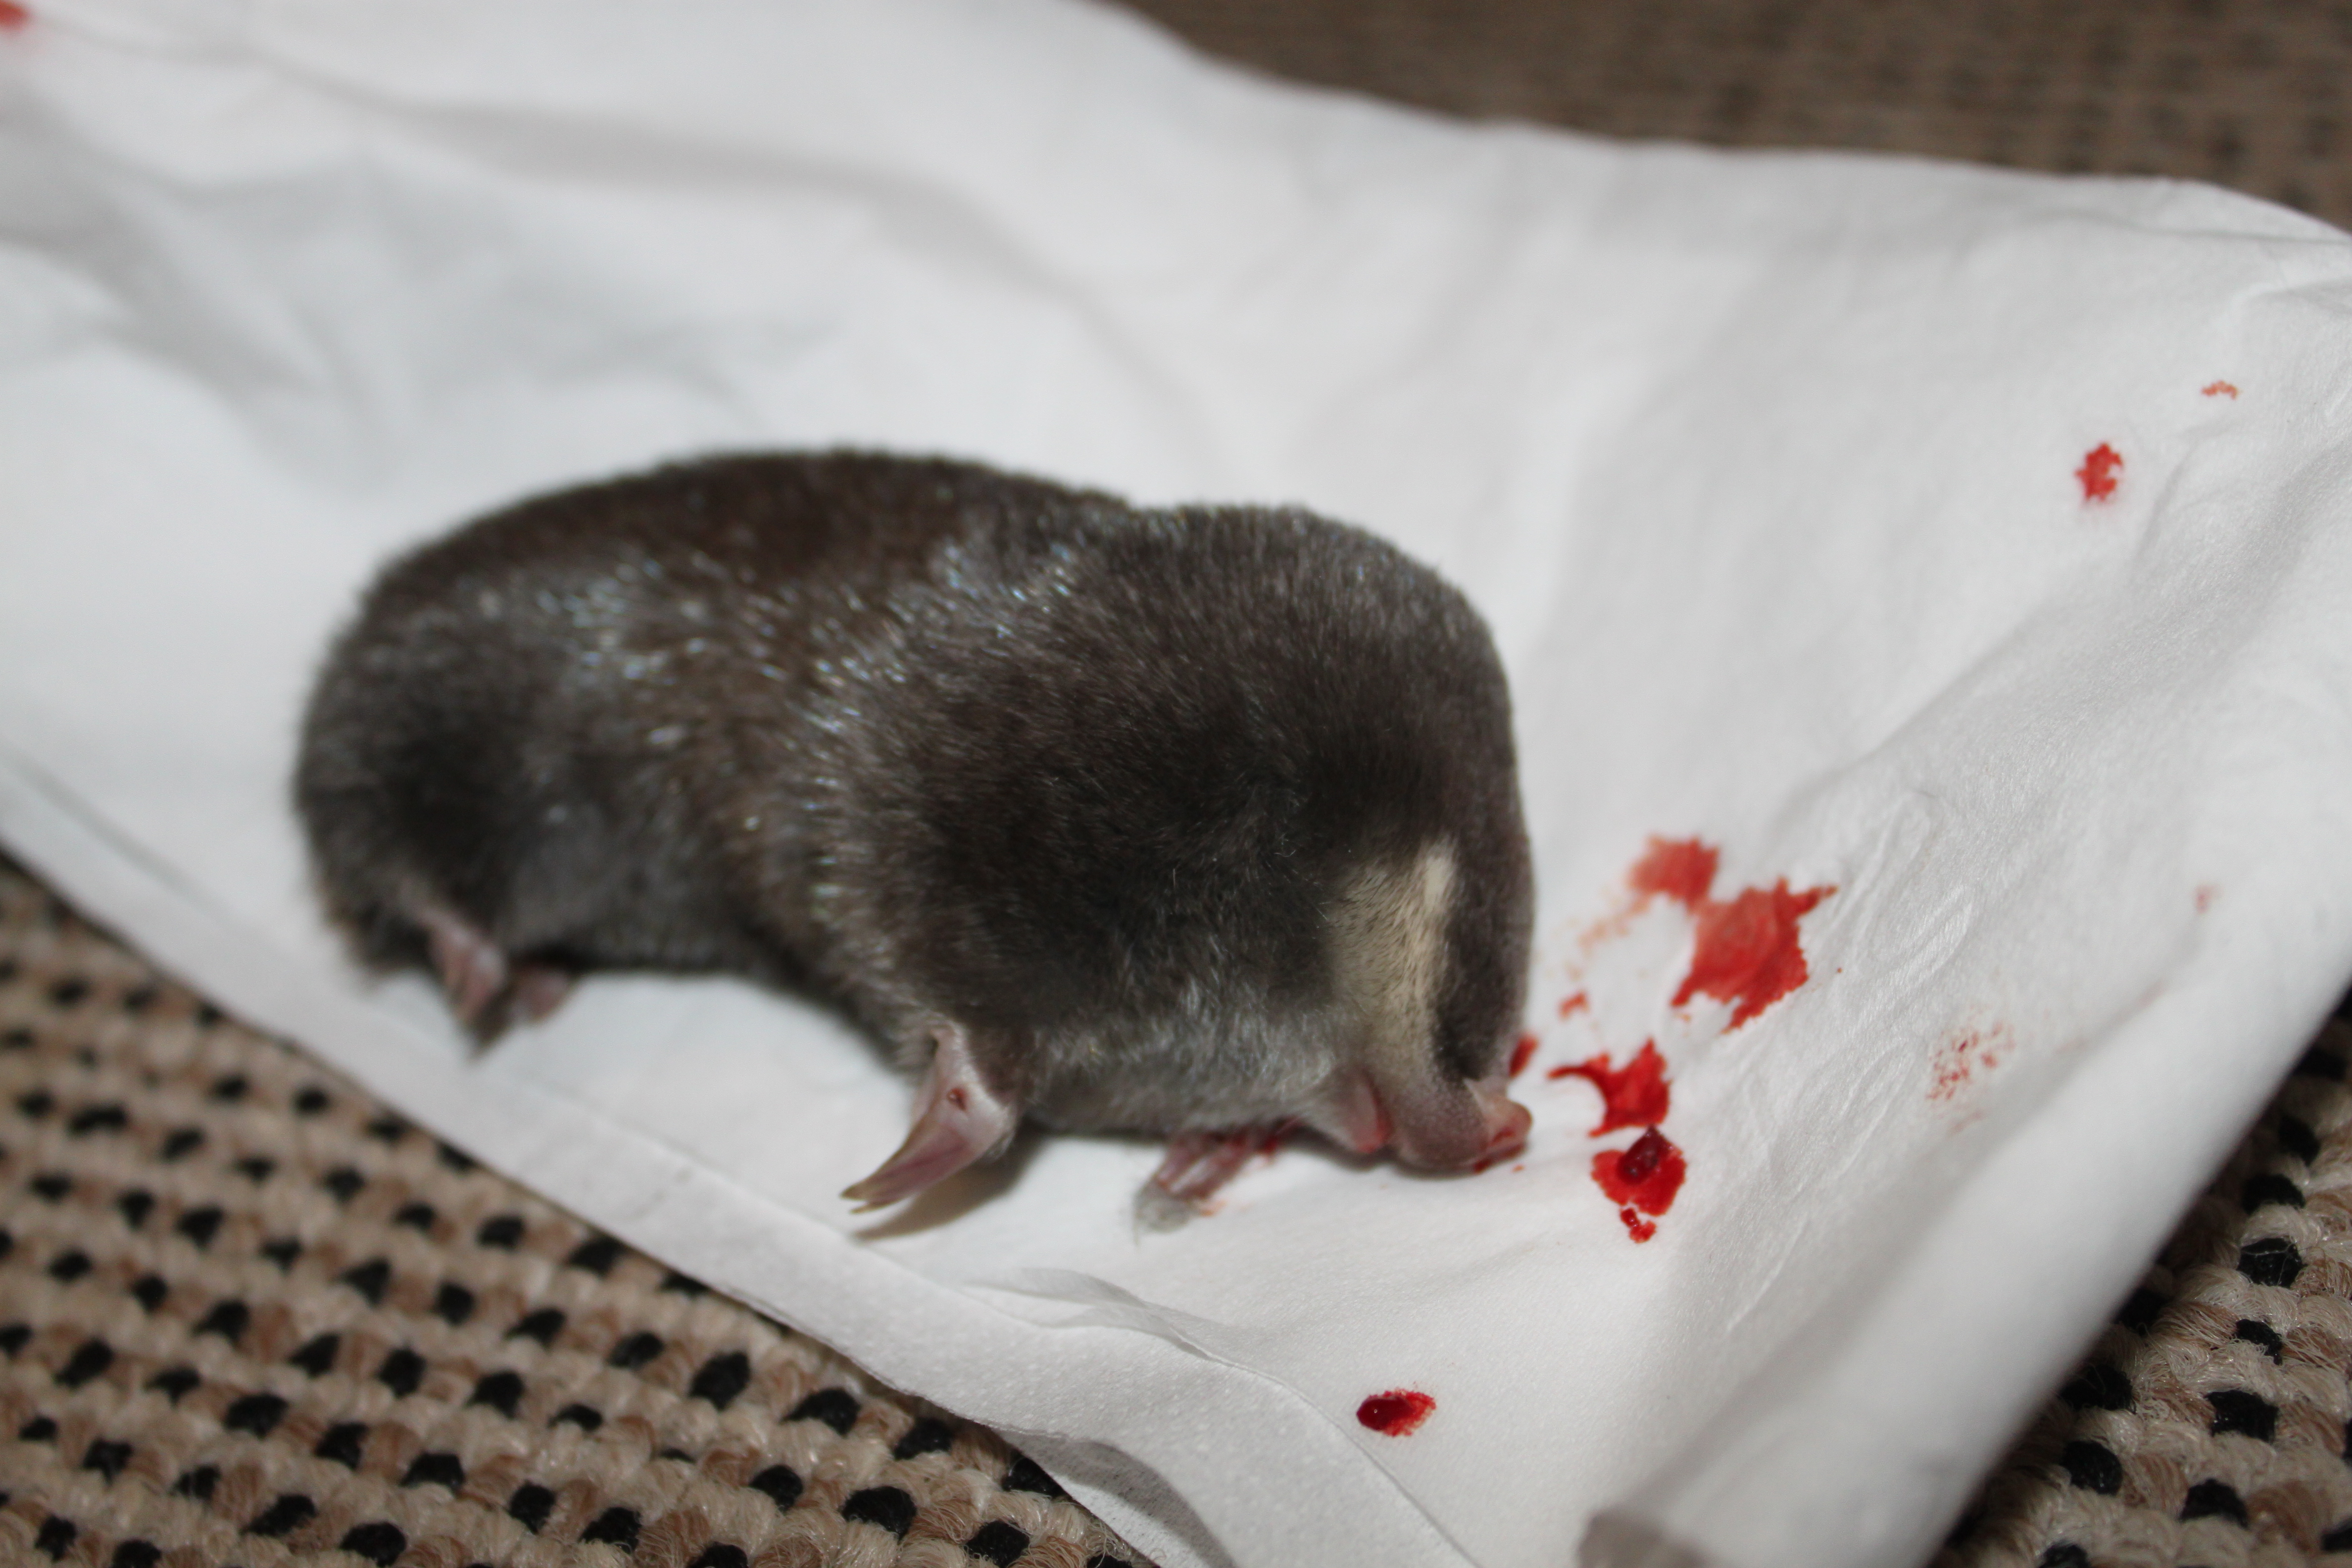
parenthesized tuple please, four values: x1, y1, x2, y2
(295, 451, 1534, 1206)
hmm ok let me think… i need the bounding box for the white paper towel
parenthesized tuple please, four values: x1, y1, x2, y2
(6, 2, 2352, 1565)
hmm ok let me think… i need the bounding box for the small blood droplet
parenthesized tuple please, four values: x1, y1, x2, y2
(1617, 1206, 1657, 1243)
(2076, 442, 2123, 502)
(1509, 1032, 1538, 1078)
(1593, 1127, 1686, 1218)
(1558, 990, 1589, 1019)
(2202, 381, 2239, 399)
(1356, 1389, 1436, 1436)
(0, 2, 26, 28)
(1548, 1040, 1670, 1134)
(1630, 837, 1718, 909)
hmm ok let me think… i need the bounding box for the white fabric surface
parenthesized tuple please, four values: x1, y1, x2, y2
(5, 2, 2352, 1565)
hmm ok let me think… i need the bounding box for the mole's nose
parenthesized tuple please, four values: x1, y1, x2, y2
(1378, 1075, 1533, 1170)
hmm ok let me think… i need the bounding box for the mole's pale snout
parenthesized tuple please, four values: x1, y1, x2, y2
(1384, 1077, 1531, 1171)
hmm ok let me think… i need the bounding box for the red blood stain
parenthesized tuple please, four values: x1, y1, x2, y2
(1593, 1126, 1685, 1221)
(0, 2, 26, 28)
(2202, 381, 2239, 399)
(1620, 837, 1833, 1030)
(1558, 990, 1589, 1019)
(1617, 1206, 1657, 1243)
(1673, 880, 1834, 1028)
(2195, 883, 2215, 912)
(1929, 1025, 2010, 1101)
(1357, 1389, 1436, 1436)
(2076, 442, 2123, 502)
(1549, 1040, 1670, 1134)
(1509, 1032, 1538, 1079)
(1630, 837, 1718, 909)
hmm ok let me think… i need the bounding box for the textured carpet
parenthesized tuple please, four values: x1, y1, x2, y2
(0, 859, 1144, 1568)
(1118, 0, 2352, 232)
(1931, 1030, 2352, 1568)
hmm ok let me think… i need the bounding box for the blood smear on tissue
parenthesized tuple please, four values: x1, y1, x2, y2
(1929, 1026, 2009, 1101)
(1673, 879, 1833, 1028)
(1629, 837, 1718, 909)
(1549, 1040, 1670, 1134)
(1618, 836, 1833, 1029)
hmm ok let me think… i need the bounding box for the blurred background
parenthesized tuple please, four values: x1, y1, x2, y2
(1121, 0, 2349, 230)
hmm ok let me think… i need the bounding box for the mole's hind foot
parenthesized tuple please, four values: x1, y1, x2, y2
(421, 907, 508, 1031)
(508, 963, 574, 1023)
(463, 963, 579, 1044)
(1142, 1122, 1297, 1223)
(417, 908, 574, 1041)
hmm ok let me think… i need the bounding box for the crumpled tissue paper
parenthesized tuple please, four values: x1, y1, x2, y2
(5, 2, 2352, 1565)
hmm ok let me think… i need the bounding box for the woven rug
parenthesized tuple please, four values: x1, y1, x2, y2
(0, 857, 1145, 1568)
(1932, 1024, 2352, 1568)
(1119, 0, 2352, 232)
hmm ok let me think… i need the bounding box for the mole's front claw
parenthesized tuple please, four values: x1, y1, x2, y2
(843, 1021, 1019, 1212)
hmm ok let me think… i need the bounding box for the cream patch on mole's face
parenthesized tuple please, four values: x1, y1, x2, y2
(1329, 841, 1456, 1098)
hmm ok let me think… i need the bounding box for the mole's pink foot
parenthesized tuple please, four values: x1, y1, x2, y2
(509, 964, 575, 1023)
(1150, 1122, 1296, 1208)
(420, 909, 509, 1031)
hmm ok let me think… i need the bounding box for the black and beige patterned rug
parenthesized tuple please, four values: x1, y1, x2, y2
(0, 860, 1143, 1567)
(1122, 0, 2352, 232)
(1935, 1026, 2352, 1567)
